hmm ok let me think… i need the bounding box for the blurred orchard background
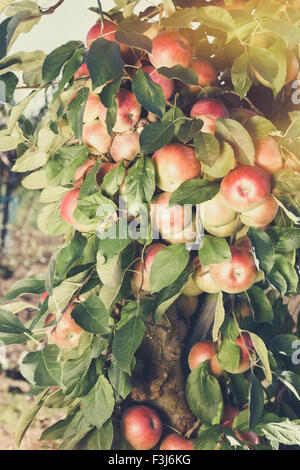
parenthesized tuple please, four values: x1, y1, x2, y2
(0, 0, 135, 450)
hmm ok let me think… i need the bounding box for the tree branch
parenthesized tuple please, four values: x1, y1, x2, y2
(21, 0, 65, 23)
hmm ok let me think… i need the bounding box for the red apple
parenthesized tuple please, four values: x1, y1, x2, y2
(202, 192, 237, 233)
(60, 188, 91, 232)
(50, 304, 83, 349)
(188, 340, 223, 377)
(98, 88, 141, 133)
(240, 196, 278, 228)
(131, 243, 166, 295)
(254, 137, 283, 175)
(221, 405, 240, 428)
(74, 62, 90, 79)
(209, 246, 257, 294)
(150, 31, 193, 69)
(190, 99, 229, 135)
(186, 58, 218, 95)
(121, 405, 162, 450)
(160, 433, 194, 451)
(83, 93, 101, 123)
(74, 159, 95, 187)
(220, 165, 271, 212)
(82, 120, 112, 154)
(110, 131, 140, 162)
(86, 20, 129, 57)
(150, 192, 192, 236)
(162, 215, 197, 244)
(152, 143, 201, 192)
(142, 65, 175, 100)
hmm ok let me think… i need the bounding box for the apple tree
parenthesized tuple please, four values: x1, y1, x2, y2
(1, 0, 300, 450)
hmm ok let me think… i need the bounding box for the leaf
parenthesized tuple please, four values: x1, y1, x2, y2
(112, 310, 146, 374)
(115, 30, 152, 54)
(0, 308, 27, 334)
(231, 53, 252, 98)
(2, 273, 46, 302)
(158, 65, 199, 85)
(246, 285, 273, 323)
(169, 179, 219, 206)
(46, 145, 88, 186)
(194, 425, 223, 450)
(42, 41, 83, 83)
(71, 297, 110, 335)
(139, 121, 175, 154)
(53, 48, 86, 100)
(261, 18, 300, 49)
(7, 89, 39, 133)
(87, 38, 125, 90)
(197, 6, 235, 32)
(249, 47, 279, 89)
(269, 254, 298, 295)
(217, 338, 240, 372)
(178, 119, 204, 144)
(99, 74, 122, 108)
(101, 161, 125, 198)
(249, 375, 264, 428)
(244, 116, 277, 140)
(0, 71, 18, 102)
(194, 132, 220, 168)
(150, 244, 190, 293)
(82, 375, 115, 429)
(247, 227, 275, 275)
(86, 420, 114, 450)
(273, 194, 300, 225)
(62, 349, 95, 397)
(56, 232, 87, 278)
(12, 148, 47, 172)
(201, 141, 235, 178)
(256, 418, 300, 446)
(20, 345, 62, 387)
(215, 119, 255, 165)
(186, 362, 223, 425)
(108, 359, 131, 400)
(16, 389, 49, 448)
(276, 371, 300, 401)
(212, 292, 225, 343)
(199, 236, 231, 267)
(249, 332, 272, 383)
(132, 69, 165, 118)
(124, 156, 156, 208)
(162, 7, 198, 28)
(270, 334, 299, 357)
(66, 87, 89, 142)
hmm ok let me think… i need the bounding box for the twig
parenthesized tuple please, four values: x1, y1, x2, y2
(21, 0, 65, 23)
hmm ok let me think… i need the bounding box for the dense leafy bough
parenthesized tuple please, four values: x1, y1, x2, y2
(1, 0, 300, 450)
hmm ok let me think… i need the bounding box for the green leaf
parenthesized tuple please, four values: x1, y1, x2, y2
(124, 156, 156, 208)
(150, 244, 190, 293)
(216, 119, 255, 165)
(115, 29, 152, 54)
(247, 227, 275, 276)
(244, 116, 277, 140)
(56, 232, 87, 278)
(270, 334, 299, 357)
(46, 145, 88, 186)
(212, 292, 225, 343)
(62, 349, 95, 397)
(178, 119, 204, 144)
(249, 332, 272, 383)
(101, 161, 125, 197)
(53, 48, 86, 100)
(194, 132, 220, 168)
(16, 389, 49, 448)
(197, 6, 235, 32)
(162, 105, 185, 134)
(2, 273, 46, 302)
(139, 121, 175, 154)
(246, 285, 273, 323)
(201, 141, 235, 178)
(249, 375, 264, 428)
(261, 18, 300, 49)
(86, 420, 114, 450)
(256, 418, 300, 446)
(71, 296, 110, 335)
(0, 71, 18, 102)
(158, 65, 199, 85)
(199, 236, 231, 267)
(231, 53, 252, 98)
(274, 194, 300, 225)
(42, 41, 83, 83)
(108, 359, 131, 400)
(162, 7, 198, 28)
(82, 375, 115, 429)
(67, 87, 89, 142)
(186, 361, 223, 425)
(268, 254, 298, 296)
(20, 345, 62, 387)
(169, 179, 219, 206)
(87, 38, 125, 90)
(100, 74, 122, 108)
(0, 308, 27, 334)
(132, 69, 165, 118)
(194, 425, 223, 450)
(249, 47, 279, 89)
(276, 371, 300, 401)
(218, 338, 240, 372)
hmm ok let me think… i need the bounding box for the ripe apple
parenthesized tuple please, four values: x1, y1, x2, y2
(220, 165, 271, 212)
(185, 58, 218, 95)
(82, 120, 112, 154)
(150, 192, 192, 236)
(142, 65, 175, 100)
(209, 246, 257, 294)
(204, 219, 240, 238)
(110, 131, 140, 162)
(98, 88, 141, 133)
(254, 137, 283, 175)
(161, 215, 196, 244)
(188, 340, 223, 377)
(160, 433, 194, 451)
(50, 303, 83, 349)
(152, 143, 201, 192)
(97, 162, 116, 185)
(202, 192, 237, 235)
(285, 50, 299, 84)
(190, 99, 229, 134)
(235, 235, 252, 252)
(194, 261, 221, 294)
(221, 404, 260, 445)
(131, 243, 166, 295)
(149, 31, 193, 69)
(74, 62, 89, 80)
(176, 295, 198, 318)
(235, 430, 260, 446)
(121, 405, 162, 450)
(74, 159, 95, 187)
(83, 93, 101, 123)
(240, 196, 278, 228)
